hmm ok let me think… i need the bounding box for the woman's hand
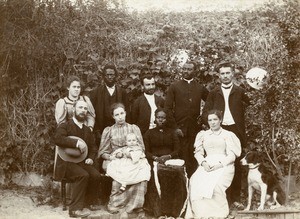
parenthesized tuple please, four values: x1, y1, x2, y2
(207, 163, 223, 172)
(115, 152, 123, 158)
(157, 155, 171, 164)
(201, 161, 211, 172)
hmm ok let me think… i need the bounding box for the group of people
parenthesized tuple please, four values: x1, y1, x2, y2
(52, 61, 249, 218)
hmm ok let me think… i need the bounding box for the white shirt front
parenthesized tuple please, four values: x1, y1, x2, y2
(221, 83, 235, 125)
(106, 85, 116, 96)
(144, 93, 157, 130)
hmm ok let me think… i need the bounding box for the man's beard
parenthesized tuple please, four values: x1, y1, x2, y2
(104, 79, 116, 88)
(75, 113, 87, 122)
(144, 89, 155, 95)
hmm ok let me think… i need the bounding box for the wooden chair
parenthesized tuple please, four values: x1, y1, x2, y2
(53, 146, 73, 211)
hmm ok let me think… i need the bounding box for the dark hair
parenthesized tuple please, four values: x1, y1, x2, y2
(216, 61, 234, 73)
(110, 102, 125, 115)
(140, 66, 151, 75)
(154, 108, 166, 117)
(65, 75, 81, 88)
(102, 63, 118, 75)
(184, 61, 197, 71)
(140, 73, 155, 85)
(207, 109, 223, 121)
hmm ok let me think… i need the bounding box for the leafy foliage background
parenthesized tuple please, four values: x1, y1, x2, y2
(0, 0, 299, 180)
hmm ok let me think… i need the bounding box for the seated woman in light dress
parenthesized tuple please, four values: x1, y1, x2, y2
(185, 109, 241, 219)
(106, 133, 151, 192)
(98, 103, 147, 218)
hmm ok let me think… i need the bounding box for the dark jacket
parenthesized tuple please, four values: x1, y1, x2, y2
(89, 84, 129, 135)
(165, 80, 209, 136)
(52, 119, 97, 181)
(131, 94, 164, 135)
(202, 85, 250, 141)
(144, 126, 180, 161)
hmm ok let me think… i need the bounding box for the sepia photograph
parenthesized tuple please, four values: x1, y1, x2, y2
(0, 0, 299, 218)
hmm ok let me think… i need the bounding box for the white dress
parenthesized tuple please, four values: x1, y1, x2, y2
(106, 145, 151, 185)
(185, 128, 241, 218)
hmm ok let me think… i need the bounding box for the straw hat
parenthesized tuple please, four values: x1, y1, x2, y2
(246, 67, 268, 90)
(57, 136, 88, 163)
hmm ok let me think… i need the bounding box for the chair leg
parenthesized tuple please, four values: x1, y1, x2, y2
(61, 180, 67, 211)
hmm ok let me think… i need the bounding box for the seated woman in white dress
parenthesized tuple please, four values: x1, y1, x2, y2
(186, 109, 241, 219)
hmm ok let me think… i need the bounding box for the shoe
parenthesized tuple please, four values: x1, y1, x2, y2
(120, 185, 126, 191)
(89, 204, 102, 211)
(107, 206, 119, 214)
(232, 201, 244, 210)
(69, 209, 90, 218)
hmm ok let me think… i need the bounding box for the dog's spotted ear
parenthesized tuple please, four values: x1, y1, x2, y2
(246, 151, 261, 164)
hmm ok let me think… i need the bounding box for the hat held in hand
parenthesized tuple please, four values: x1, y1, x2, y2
(57, 136, 88, 163)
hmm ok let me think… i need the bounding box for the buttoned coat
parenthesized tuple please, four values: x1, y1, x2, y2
(131, 94, 164, 135)
(165, 80, 209, 136)
(202, 85, 250, 143)
(89, 85, 129, 135)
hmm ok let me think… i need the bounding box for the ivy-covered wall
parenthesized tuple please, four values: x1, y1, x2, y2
(0, 0, 299, 179)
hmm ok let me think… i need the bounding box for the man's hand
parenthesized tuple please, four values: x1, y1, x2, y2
(77, 140, 87, 153)
(175, 128, 184, 137)
(85, 158, 93, 165)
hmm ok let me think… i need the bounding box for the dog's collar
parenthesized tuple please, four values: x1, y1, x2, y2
(248, 164, 260, 169)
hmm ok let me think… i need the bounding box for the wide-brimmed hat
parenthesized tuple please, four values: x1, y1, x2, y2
(246, 67, 268, 90)
(57, 136, 88, 163)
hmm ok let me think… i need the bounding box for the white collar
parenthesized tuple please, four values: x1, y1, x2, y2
(208, 128, 223, 135)
(72, 117, 84, 129)
(183, 78, 194, 84)
(221, 82, 233, 89)
(106, 84, 116, 90)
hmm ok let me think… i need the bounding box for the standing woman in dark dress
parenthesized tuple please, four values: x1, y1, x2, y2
(143, 108, 188, 218)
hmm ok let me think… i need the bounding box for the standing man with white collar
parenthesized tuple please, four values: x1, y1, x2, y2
(132, 73, 164, 135)
(202, 61, 250, 209)
(165, 61, 209, 177)
(89, 63, 129, 146)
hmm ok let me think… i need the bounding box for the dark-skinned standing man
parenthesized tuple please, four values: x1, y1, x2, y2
(165, 61, 209, 177)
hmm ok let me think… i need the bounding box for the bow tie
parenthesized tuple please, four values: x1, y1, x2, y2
(222, 85, 232, 89)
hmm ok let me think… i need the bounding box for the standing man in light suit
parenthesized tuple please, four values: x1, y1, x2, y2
(202, 61, 250, 209)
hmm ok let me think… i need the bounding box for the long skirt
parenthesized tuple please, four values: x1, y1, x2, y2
(145, 163, 188, 217)
(107, 180, 147, 214)
(185, 156, 234, 218)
